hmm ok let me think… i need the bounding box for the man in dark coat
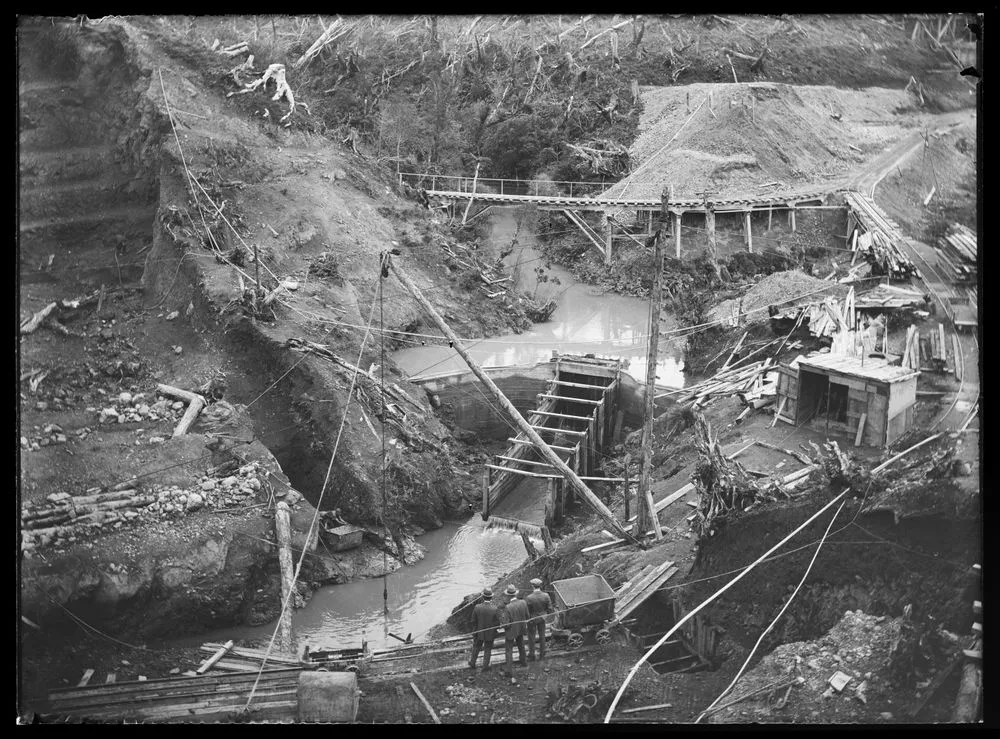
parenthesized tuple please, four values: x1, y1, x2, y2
(524, 577, 553, 661)
(469, 587, 501, 670)
(502, 584, 529, 675)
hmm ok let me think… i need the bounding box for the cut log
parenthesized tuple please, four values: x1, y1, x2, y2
(196, 640, 235, 674)
(173, 396, 205, 437)
(275, 502, 296, 655)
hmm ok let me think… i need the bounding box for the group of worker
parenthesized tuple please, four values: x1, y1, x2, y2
(469, 577, 552, 675)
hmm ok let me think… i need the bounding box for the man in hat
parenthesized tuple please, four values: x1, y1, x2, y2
(469, 588, 501, 670)
(501, 584, 529, 674)
(524, 578, 553, 661)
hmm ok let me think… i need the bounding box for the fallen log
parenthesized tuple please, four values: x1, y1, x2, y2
(20, 303, 58, 334)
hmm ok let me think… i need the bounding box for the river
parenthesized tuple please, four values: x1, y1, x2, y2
(186, 211, 685, 652)
(176, 517, 525, 652)
(392, 211, 686, 387)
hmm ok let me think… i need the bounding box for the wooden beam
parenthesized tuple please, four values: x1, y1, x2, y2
(77, 669, 95, 688)
(673, 211, 682, 259)
(530, 425, 587, 436)
(529, 409, 594, 422)
(486, 464, 559, 479)
(507, 438, 576, 453)
(496, 455, 559, 468)
(854, 413, 867, 447)
(745, 211, 753, 253)
(537, 393, 603, 405)
(551, 379, 611, 390)
(410, 682, 441, 724)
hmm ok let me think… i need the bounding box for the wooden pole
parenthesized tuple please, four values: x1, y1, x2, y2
(623, 455, 631, 522)
(637, 195, 668, 541)
(673, 211, 681, 259)
(705, 196, 719, 279)
(274, 501, 296, 654)
(387, 256, 637, 544)
(460, 160, 481, 226)
(253, 242, 261, 298)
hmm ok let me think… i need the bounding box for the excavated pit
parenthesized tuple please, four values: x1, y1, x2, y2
(654, 503, 978, 676)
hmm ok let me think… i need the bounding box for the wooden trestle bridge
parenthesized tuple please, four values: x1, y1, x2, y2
(482, 355, 625, 544)
(399, 172, 838, 264)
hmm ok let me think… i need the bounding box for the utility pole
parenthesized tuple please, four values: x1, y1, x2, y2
(637, 190, 669, 541)
(387, 255, 638, 545)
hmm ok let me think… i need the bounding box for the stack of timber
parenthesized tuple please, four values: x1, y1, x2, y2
(670, 360, 776, 409)
(613, 559, 679, 622)
(197, 642, 310, 673)
(853, 283, 928, 311)
(21, 488, 154, 554)
(844, 192, 918, 280)
(47, 668, 305, 722)
(937, 224, 977, 285)
(901, 326, 922, 370)
(920, 322, 952, 373)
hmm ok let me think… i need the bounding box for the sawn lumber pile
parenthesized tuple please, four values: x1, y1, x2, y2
(936, 223, 977, 285)
(47, 668, 305, 722)
(844, 192, 918, 280)
(672, 359, 776, 409)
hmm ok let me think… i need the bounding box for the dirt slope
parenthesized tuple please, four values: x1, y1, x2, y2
(605, 82, 922, 199)
(17, 16, 528, 653)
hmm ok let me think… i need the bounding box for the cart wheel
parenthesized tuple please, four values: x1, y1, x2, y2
(595, 628, 611, 645)
(567, 632, 584, 649)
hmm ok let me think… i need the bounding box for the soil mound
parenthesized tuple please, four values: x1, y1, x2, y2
(710, 269, 848, 326)
(605, 82, 914, 199)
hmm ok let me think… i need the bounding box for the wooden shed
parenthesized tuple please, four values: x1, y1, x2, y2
(774, 353, 918, 447)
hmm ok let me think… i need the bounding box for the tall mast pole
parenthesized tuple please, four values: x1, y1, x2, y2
(638, 189, 671, 541)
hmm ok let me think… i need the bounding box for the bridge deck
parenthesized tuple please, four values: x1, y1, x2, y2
(425, 187, 837, 212)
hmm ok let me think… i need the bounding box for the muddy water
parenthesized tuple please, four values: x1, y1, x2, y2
(392, 211, 686, 387)
(182, 517, 527, 651)
(188, 212, 686, 652)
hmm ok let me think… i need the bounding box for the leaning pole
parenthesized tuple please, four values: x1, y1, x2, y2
(387, 255, 638, 545)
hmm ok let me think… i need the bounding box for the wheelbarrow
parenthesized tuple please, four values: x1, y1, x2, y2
(547, 574, 616, 649)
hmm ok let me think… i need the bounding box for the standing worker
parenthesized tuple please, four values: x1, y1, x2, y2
(524, 577, 553, 661)
(469, 588, 501, 671)
(502, 584, 529, 675)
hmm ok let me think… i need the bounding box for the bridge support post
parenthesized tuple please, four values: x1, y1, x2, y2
(768, 205, 773, 231)
(744, 211, 753, 253)
(788, 204, 797, 232)
(673, 212, 682, 259)
(603, 216, 613, 265)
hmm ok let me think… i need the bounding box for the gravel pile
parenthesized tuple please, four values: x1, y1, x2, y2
(710, 270, 848, 327)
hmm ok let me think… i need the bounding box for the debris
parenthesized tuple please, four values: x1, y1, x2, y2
(828, 671, 851, 692)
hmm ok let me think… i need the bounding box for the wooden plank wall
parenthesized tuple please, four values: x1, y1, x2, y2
(776, 366, 799, 423)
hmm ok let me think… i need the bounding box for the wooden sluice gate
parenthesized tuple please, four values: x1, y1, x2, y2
(481, 355, 625, 542)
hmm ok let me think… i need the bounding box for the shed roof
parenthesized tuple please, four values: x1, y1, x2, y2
(796, 353, 919, 384)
